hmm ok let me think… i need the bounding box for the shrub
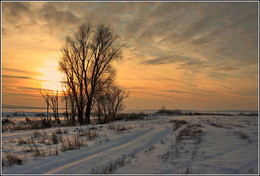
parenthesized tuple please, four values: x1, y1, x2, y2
(2, 118, 15, 126)
(55, 128, 64, 134)
(3, 153, 25, 166)
(17, 138, 28, 145)
(51, 133, 59, 144)
(78, 130, 99, 140)
(60, 135, 83, 151)
(33, 131, 42, 138)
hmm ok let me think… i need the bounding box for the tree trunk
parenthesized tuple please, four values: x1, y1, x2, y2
(85, 100, 92, 124)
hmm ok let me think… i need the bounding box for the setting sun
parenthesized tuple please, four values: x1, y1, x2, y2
(1, 1, 258, 175)
(37, 60, 63, 91)
(2, 1, 258, 111)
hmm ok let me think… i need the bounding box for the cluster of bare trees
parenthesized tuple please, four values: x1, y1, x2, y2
(38, 88, 60, 124)
(58, 23, 128, 125)
(95, 85, 129, 123)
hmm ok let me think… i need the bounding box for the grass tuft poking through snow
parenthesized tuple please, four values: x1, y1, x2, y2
(2, 114, 258, 174)
(107, 123, 132, 133)
(2, 153, 26, 167)
(60, 134, 84, 152)
(91, 155, 131, 174)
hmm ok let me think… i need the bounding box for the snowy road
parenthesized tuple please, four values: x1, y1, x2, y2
(3, 123, 171, 174)
(2, 115, 258, 174)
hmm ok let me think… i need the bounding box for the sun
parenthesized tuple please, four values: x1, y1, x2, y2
(37, 60, 63, 92)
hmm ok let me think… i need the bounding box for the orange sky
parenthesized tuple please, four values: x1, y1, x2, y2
(2, 2, 258, 111)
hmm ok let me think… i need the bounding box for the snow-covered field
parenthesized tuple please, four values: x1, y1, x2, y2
(2, 114, 258, 174)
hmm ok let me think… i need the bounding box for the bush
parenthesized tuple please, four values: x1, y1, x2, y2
(61, 135, 84, 151)
(3, 153, 25, 166)
(2, 118, 15, 126)
(51, 133, 59, 144)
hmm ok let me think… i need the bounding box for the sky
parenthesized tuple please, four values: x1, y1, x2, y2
(2, 1, 258, 111)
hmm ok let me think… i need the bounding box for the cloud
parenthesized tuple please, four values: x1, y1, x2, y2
(132, 90, 176, 99)
(163, 90, 191, 94)
(3, 2, 31, 18)
(213, 66, 238, 72)
(3, 67, 41, 75)
(2, 2, 258, 111)
(140, 55, 196, 65)
(2, 104, 45, 109)
(2, 75, 32, 79)
(40, 3, 79, 25)
(2, 2, 35, 26)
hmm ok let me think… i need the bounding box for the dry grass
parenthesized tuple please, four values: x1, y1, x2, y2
(170, 119, 188, 132)
(176, 124, 203, 142)
(34, 145, 46, 158)
(91, 155, 131, 174)
(78, 129, 99, 140)
(209, 122, 223, 128)
(2, 153, 26, 166)
(169, 119, 188, 125)
(51, 133, 59, 144)
(3, 123, 42, 132)
(17, 138, 28, 145)
(144, 145, 156, 155)
(179, 165, 193, 174)
(107, 123, 131, 132)
(233, 131, 251, 143)
(60, 134, 84, 152)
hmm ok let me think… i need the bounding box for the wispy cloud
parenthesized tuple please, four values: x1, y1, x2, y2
(3, 67, 41, 75)
(163, 90, 192, 94)
(2, 2, 258, 111)
(140, 55, 195, 65)
(2, 75, 32, 79)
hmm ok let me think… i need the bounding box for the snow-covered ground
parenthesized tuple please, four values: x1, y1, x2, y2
(2, 114, 258, 174)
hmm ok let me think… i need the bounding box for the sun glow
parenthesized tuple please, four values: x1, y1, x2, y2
(37, 60, 63, 92)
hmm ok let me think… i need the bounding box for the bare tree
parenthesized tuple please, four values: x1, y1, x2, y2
(38, 88, 51, 122)
(38, 88, 60, 124)
(61, 87, 76, 124)
(59, 23, 122, 124)
(61, 90, 69, 121)
(95, 85, 129, 123)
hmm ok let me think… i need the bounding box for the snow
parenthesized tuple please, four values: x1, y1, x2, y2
(2, 114, 258, 174)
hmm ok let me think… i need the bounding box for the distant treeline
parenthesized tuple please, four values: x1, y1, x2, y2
(155, 109, 258, 117)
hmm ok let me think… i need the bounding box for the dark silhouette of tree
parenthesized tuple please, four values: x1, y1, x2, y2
(59, 23, 122, 124)
(38, 88, 51, 122)
(38, 88, 60, 124)
(61, 86, 76, 124)
(95, 84, 129, 123)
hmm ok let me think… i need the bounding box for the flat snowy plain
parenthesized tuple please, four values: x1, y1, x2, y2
(2, 113, 258, 174)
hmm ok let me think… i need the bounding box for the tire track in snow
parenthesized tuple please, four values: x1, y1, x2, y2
(3, 125, 170, 174)
(44, 125, 170, 174)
